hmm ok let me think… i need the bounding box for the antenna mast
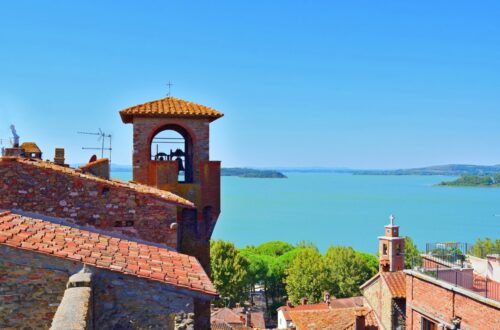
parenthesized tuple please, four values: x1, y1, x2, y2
(78, 129, 112, 162)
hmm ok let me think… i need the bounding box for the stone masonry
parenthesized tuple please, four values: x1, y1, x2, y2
(0, 157, 194, 248)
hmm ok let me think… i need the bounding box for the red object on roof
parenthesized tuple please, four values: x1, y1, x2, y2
(0, 211, 217, 297)
(381, 271, 406, 298)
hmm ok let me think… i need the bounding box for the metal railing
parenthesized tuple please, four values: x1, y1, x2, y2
(412, 256, 499, 302)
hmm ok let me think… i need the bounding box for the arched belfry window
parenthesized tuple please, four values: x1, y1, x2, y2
(150, 125, 193, 183)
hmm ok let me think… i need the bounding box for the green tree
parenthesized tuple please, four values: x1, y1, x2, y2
(210, 240, 249, 307)
(323, 246, 373, 298)
(404, 236, 421, 268)
(356, 251, 378, 276)
(470, 237, 499, 258)
(285, 247, 329, 304)
(254, 240, 295, 257)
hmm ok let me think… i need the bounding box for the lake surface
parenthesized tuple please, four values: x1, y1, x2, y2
(113, 172, 499, 253)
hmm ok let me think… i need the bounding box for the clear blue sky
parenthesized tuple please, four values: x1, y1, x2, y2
(1, 1, 499, 168)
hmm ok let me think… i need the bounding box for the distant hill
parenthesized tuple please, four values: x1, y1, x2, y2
(437, 174, 500, 187)
(221, 168, 287, 178)
(104, 165, 287, 178)
(352, 164, 500, 176)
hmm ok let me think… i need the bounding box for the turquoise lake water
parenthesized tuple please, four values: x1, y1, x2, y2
(113, 172, 499, 253)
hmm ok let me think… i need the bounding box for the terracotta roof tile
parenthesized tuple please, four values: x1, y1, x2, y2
(289, 306, 380, 330)
(0, 212, 217, 297)
(20, 142, 41, 153)
(381, 271, 406, 298)
(0, 157, 194, 208)
(119, 96, 224, 123)
(288, 308, 356, 330)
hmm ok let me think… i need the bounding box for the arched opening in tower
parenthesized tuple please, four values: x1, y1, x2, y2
(150, 126, 193, 183)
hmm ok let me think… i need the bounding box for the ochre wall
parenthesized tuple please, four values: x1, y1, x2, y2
(405, 274, 500, 330)
(362, 277, 393, 329)
(0, 158, 178, 247)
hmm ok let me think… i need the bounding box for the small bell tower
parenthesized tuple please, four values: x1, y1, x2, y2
(120, 96, 223, 271)
(378, 214, 405, 272)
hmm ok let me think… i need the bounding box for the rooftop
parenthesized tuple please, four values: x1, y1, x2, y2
(20, 142, 41, 153)
(380, 271, 406, 298)
(288, 306, 378, 330)
(119, 96, 224, 123)
(0, 211, 217, 298)
(0, 156, 194, 208)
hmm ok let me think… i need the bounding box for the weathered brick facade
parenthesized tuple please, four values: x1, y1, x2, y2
(0, 157, 191, 248)
(405, 271, 500, 330)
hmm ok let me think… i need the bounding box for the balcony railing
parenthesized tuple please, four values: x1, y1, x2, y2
(412, 254, 500, 302)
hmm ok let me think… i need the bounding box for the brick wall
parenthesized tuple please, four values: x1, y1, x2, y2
(132, 117, 210, 185)
(405, 272, 500, 329)
(0, 157, 178, 247)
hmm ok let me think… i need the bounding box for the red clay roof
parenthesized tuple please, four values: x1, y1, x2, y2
(289, 306, 379, 330)
(212, 308, 244, 324)
(0, 157, 194, 208)
(381, 271, 406, 298)
(119, 96, 224, 123)
(0, 211, 217, 297)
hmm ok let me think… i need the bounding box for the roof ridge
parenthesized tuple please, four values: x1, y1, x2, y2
(0, 157, 194, 208)
(119, 96, 224, 123)
(0, 212, 217, 298)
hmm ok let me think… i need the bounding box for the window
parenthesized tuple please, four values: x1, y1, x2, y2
(383, 243, 388, 255)
(421, 317, 437, 330)
(396, 244, 401, 255)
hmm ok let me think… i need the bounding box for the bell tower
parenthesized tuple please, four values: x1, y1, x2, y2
(378, 214, 405, 272)
(120, 96, 223, 271)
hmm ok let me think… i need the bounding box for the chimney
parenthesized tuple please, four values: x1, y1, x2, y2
(354, 308, 366, 330)
(245, 311, 251, 328)
(79, 158, 110, 180)
(54, 148, 66, 166)
(286, 300, 293, 308)
(300, 297, 308, 305)
(236, 302, 240, 308)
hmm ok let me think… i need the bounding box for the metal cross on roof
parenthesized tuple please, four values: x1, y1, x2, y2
(166, 81, 174, 97)
(389, 214, 395, 226)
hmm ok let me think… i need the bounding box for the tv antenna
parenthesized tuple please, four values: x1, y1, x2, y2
(78, 129, 112, 162)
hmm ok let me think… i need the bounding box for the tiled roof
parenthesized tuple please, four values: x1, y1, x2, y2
(250, 311, 266, 329)
(20, 142, 41, 153)
(211, 308, 244, 324)
(381, 271, 406, 298)
(0, 211, 217, 297)
(289, 306, 379, 330)
(277, 298, 361, 322)
(288, 308, 356, 330)
(119, 96, 224, 123)
(0, 157, 194, 208)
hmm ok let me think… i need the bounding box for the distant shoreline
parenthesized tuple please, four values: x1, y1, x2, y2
(436, 174, 500, 188)
(104, 163, 500, 177)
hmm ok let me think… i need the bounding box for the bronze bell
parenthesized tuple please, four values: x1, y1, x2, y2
(175, 157, 185, 171)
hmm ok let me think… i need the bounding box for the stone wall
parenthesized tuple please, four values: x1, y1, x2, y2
(405, 272, 500, 329)
(0, 246, 72, 329)
(0, 245, 197, 330)
(0, 157, 178, 247)
(362, 276, 393, 330)
(93, 270, 193, 329)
